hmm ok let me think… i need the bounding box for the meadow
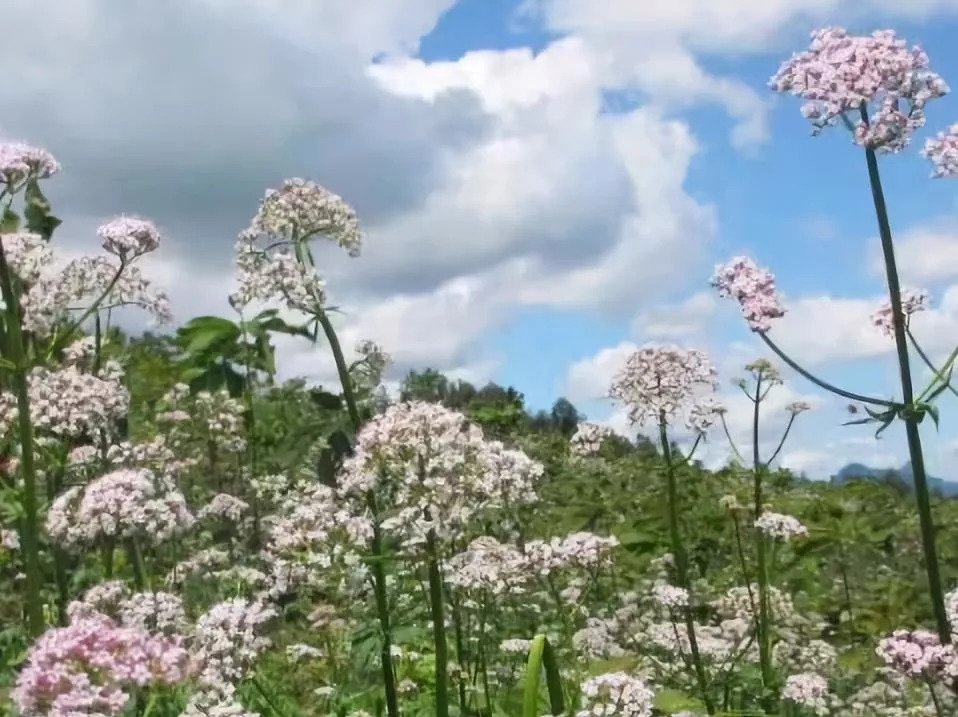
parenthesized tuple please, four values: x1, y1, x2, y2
(4, 24, 958, 717)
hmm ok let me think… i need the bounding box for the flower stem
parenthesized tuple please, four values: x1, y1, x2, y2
(862, 138, 950, 643)
(750, 376, 775, 712)
(426, 528, 450, 717)
(0, 237, 44, 637)
(658, 416, 715, 715)
(314, 300, 400, 717)
(759, 333, 897, 408)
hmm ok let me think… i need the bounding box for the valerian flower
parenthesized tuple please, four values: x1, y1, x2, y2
(781, 673, 831, 716)
(0, 142, 59, 186)
(712, 256, 786, 332)
(609, 345, 718, 428)
(245, 177, 362, 254)
(871, 288, 929, 337)
(577, 672, 654, 717)
(97, 216, 161, 259)
(923, 123, 958, 177)
(755, 512, 809, 541)
(770, 27, 948, 152)
(570, 422, 616, 457)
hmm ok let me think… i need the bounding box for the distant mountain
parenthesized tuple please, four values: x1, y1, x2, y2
(831, 461, 958, 498)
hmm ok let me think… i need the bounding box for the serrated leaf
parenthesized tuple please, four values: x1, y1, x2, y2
(23, 178, 61, 239)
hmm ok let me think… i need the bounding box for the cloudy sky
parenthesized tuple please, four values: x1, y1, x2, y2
(8, 0, 958, 480)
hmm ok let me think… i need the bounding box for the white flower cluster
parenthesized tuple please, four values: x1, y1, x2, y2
(444, 537, 529, 596)
(47, 468, 194, 548)
(524, 532, 620, 576)
(755, 512, 809, 541)
(246, 177, 362, 254)
(576, 672, 654, 717)
(192, 598, 277, 689)
(781, 672, 831, 715)
(338, 401, 542, 549)
(198, 493, 250, 523)
(0, 361, 129, 442)
(609, 345, 719, 431)
(570, 422, 616, 457)
(651, 584, 689, 611)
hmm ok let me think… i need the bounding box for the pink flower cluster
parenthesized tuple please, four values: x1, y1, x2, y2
(577, 672, 654, 717)
(246, 177, 362, 255)
(771, 27, 948, 152)
(0, 143, 59, 186)
(923, 123, 958, 177)
(12, 616, 188, 717)
(711, 256, 785, 333)
(97, 216, 162, 259)
(870, 288, 928, 338)
(609, 345, 719, 428)
(876, 629, 958, 686)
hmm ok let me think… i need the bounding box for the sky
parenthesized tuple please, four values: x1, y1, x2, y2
(6, 0, 958, 480)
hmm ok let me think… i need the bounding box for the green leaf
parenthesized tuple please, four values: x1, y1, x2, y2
(178, 316, 241, 355)
(653, 689, 705, 714)
(310, 390, 343, 411)
(23, 178, 61, 239)
(522, 635, 565, 717)
(0, 208, 20, 232)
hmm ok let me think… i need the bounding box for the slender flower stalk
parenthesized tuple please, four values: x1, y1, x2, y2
(658, 417, 715, 715)
(861, 123, 950, 642)
(749, 373, 775, 711)
(0, 231, 44, 636)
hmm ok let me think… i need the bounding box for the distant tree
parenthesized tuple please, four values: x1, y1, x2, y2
(550, 397, 581, 437)
(399, 368, 449, 404)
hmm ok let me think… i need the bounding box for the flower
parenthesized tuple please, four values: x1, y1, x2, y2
(97, 216, 161, 258)
(781, 673, 830, 716)
(12, 616, 188, 717)
(577, 672, 654, 717)
(610, 345, 718, 428)
(871, 288, 928, 337)
(570, 422, 616, 457)
(712, 256, 785, 332)
(0, 143, 59, 185)
(755, 512, 809, 541)
(246, 177, 362, 255)
(770, 27, 948, 152)
(923, 123, 958, 177)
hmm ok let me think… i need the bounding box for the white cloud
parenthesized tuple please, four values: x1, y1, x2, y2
(564, 341, 639, 404)
(868, 220, 958, 286)
(632, 292, 717, 339)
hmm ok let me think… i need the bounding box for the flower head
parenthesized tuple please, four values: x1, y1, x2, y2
(576, 672, 654, 717)
(97, 216, 161, 258)
(755, 512, 809, 541)
(871, 288, 928, 337)
(0, 143, 59, 186)
(610, 345, 718, 428)
(923, 123, 958, 177)
(246, 177, 362, 255)
(712, 257, 785, 332)
(770, 27, 948, 152)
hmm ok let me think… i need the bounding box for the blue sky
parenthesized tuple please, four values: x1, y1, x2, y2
(6, 0, 958, 481)
(413, 1, 958, 478)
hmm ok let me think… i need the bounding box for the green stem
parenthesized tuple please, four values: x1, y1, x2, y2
(908, 330, 958, 401)
(426, 528, 450, 717)
(764, 413, 797, 468)
(316, 309, 362, 430)
(862, 134, 950, 643)
(128, 537, 147, 591)
(0, 237, 44, 637)
(759, 332, 897, 408)
(658, 417, 715, 715)
(750, 376, 775, 712)
(295, 246, 399, 717)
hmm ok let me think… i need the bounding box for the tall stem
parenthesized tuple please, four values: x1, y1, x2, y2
(751, 376, 775, 709)
(0, 238, 44, 636)
(863, 138, 950, 642)
(426, 528, 450, 717)
(317, 304, 400, 717)
(658, 417, 715, 715)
